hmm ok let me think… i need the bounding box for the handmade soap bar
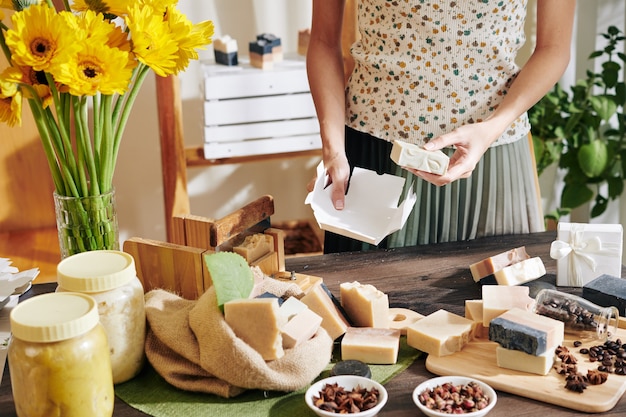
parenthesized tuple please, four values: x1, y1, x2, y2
(470, 246, 530, 282)
(583, 274, 626, 316)
(233, 234, 274, 263)
(464, 299, 489, 339)
(406, 309, 475, 357)
(551, 222, 623, 287)
(496, 346, 555, 375)
(340, 281, 389, 328)
(224, 298, 287, 361)
(213, 35, 238, 66)
(281, 307, 322, 349)
(341, 327, 401, 364)
(300, 282, 349, 340)
(481, 285, 534, 327)
(494, 257, 546, 285)
(388, 308, 423, 335)
(489, 308, 564, 356)
(278, 296, 307, 320)
(390, 140, 449, 175)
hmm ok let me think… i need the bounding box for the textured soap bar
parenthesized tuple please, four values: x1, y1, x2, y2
(496, 346, 555, 375)
(300, 282, 349, 340)
(233, 234, 274, 263)
(481, 285, 534, 327)
(464, 299, 489, 339)
(224, 298, 287, 360)
(341, 327, 401, 364)
(583, 274, 626, 316)
(494, 257, 546, 285)
(340, 281, 389, 328)
(390, 140, 449, 175)
(470, 246, 530, 282)
(281, 307, 322, 349)
(406, 309, 475, 357)
(489, 308, 564, 356)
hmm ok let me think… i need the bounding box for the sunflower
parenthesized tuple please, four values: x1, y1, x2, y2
(5, 3, 78, 72)
(125, 3, 178, 77)
(73, 9, 132, 52)
(54, 42, 135, 96)
(164, 6, 214, 73)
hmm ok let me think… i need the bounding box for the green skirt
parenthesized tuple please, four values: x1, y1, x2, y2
(322, 127, 544, 253)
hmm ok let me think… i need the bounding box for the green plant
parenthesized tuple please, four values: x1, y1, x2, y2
(529, 25, 626, 222)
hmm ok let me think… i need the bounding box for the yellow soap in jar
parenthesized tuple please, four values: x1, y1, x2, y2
(8, 292, 114, 417)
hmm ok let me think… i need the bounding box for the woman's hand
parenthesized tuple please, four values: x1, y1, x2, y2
(406, 121, 500, 186)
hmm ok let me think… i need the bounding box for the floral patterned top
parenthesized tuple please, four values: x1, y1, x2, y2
(346, 0, 530, 147)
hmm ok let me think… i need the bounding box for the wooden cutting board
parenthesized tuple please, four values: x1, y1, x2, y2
(426, 328, 626, 413)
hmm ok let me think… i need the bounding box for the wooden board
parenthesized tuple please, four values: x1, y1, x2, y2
(426, 329, 626, 413)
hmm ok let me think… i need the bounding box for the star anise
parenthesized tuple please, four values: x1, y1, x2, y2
(564, 373, 588, 393)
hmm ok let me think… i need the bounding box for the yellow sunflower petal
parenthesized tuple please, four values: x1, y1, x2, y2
(71, 0, 131, 17)
(0, 89, 22, 127)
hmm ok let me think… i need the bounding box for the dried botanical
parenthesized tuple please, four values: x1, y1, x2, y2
(313, 382, 380, 414)
(587, 369, 609, 385)
(565, 373, 588, 393)
(417, 381, 490, 414)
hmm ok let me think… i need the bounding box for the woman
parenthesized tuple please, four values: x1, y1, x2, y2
(306, 0, 576, 253)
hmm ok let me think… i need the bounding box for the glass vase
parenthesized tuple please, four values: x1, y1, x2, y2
(54, 189, 120, 258)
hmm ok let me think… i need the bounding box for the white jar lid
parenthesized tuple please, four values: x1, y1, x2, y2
(10, 292, 99, 343)
(57, 250, 136, 292)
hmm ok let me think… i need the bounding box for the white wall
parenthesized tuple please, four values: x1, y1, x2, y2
(114, 1, 317, 244)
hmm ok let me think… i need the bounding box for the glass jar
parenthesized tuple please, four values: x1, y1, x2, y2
(534, 288, 619, 341)
(56, 250, 146, 384)
(8, 292, 114, 417)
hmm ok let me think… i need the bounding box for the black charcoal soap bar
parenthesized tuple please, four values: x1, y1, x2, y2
(582, 274, 626, 316)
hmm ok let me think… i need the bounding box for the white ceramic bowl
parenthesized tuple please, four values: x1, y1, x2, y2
(412, 376, 497, 417)
(305, 375, 388, 417)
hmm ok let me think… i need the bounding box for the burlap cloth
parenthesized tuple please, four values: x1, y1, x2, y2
(144, 278, 334, 398)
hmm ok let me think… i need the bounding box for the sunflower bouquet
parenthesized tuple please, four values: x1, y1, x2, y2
(0, 0, 214, 256)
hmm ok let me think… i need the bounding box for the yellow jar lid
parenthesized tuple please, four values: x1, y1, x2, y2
(10, 292, 99, 343)
(57, 250, 136, 292)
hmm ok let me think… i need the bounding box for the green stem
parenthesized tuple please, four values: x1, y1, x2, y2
(100, 94, 115, 193)
(109, 63, 151, 187)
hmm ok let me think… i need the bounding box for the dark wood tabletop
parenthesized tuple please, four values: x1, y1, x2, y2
(2, 231, 625, 416)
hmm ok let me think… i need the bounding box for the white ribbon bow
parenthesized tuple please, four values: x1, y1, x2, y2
(550, 225, 621, 286)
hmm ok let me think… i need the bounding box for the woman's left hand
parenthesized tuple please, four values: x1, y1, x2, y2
(405, 122, 500, 186)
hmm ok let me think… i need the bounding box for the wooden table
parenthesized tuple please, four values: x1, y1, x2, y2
(2, 231, 625, 416)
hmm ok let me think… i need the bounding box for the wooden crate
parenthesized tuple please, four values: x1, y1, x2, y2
(201, 56, 321, 159)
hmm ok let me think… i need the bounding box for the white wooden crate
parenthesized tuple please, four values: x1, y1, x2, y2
(202, 57, 321, 159)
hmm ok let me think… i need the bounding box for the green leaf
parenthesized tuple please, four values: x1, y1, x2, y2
(578, 140, 608, 178)
(591, 194, 608, 218)
(589, 95, 618, 121)
(561, 183, 594, 209)
(204, 252, 254, 313)
(608, 177, 624, 199)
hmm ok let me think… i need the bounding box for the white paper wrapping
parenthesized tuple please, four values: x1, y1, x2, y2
(550, 223, 623, 287)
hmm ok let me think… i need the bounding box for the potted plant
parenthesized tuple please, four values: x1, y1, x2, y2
(529, 25, 625, 224)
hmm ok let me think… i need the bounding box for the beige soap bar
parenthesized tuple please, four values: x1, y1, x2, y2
(388, 307, 424, 335)
(233, 233, 274, 263)
(300, 282, 349, 340)
(341, 327, 401, 364)
(496, 346, 556, 375)
(493, 257, 546, 285)
(481, 285, 534, 327)
(340, 281, 389, 328)
(469, 246, 530, 282)
(464, 299, 489, 339)
(406, 309, 475, 357)
(224, 298, 287, 361)
(281, 307, 323, 349)
(390, 140, 449, 175)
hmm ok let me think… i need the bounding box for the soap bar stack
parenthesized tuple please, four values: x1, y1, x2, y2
(489, 308, 564, 375)
(337, 281, 402, 365)
(249, 33, 283, 70)
(214, 35, 238, 66)
(469, 246, 545, 286)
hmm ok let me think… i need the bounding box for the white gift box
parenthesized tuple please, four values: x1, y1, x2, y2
(550, 222, 623, 287)
(305, 162, 416, 245)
